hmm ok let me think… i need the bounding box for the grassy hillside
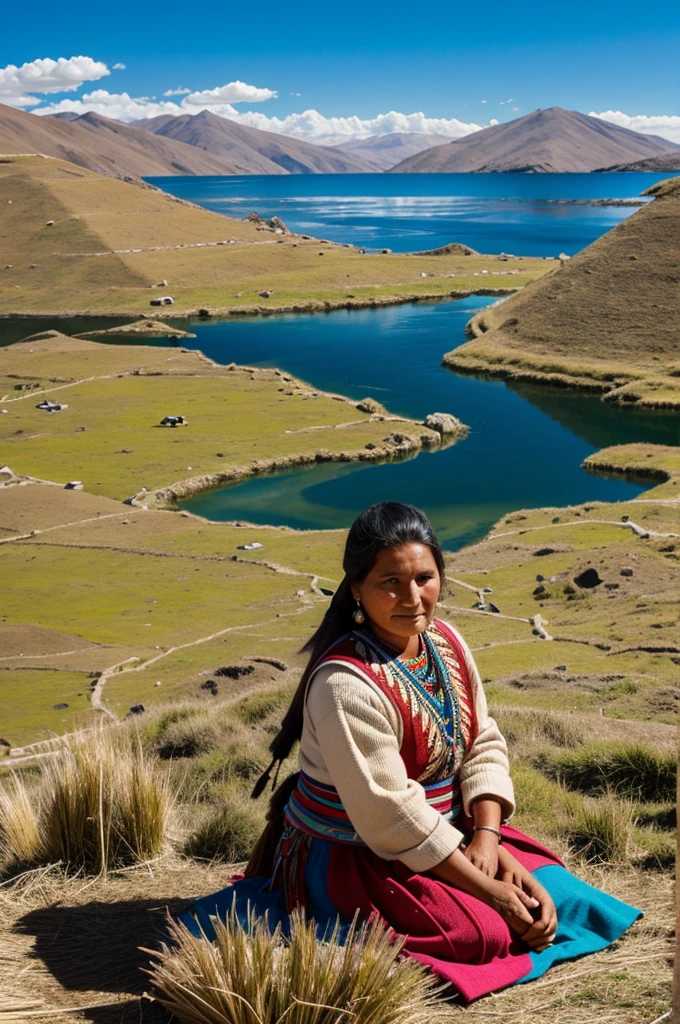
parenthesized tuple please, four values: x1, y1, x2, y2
(444, 177, 680, 408)
(0, 155, 549, 316)
(0, 331, 447, 507)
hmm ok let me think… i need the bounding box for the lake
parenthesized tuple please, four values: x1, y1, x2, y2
(173, 296, 676, 548)
(145, 171, 670, 256)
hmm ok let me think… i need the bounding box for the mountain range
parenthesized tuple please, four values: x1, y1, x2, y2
(133, 110, 374, 174)
(391, 108, 678, 173)
(329, 132, 452, 171)
(1, 103, 677, 179)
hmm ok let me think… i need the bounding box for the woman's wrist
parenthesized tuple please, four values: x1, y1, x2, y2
(472, 824, 502, 841)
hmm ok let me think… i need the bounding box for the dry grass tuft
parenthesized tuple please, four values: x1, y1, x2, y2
(147, 906, 446, 1024)
(495, 707, 584, 750)
(0, 729, 173, 877)
(536, 742, 676, 802)
(38, 729, 171, 875)
(0, 773, 41, 870)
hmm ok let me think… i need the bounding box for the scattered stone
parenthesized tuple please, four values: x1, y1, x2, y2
(573, 568, 603, 589)
(605, 583, 620, 590)
(488, 602, 501, 614)
(127, 703, 146, 716)
(381, 248, 392, 254)
(319, 587, 334, 596)
(621, 515, 629, 522)
(365, 442, 376, 450)
(53, 703, 68, 710)
(238, 541, 263, 551)
(46, 220, 54, 226)
(554, 665, 567, 672)
(258, 290, 274, 298)
(155, 681, 162, 687)
(197, 308, 212, 318)
(64, 480, 83, 490)
(535, 574, 545, 582)
(423, 412, 465, 435)
(533, 547, 557, 557)
(296, 589, 306, 597)
(620, 567, 634, 577)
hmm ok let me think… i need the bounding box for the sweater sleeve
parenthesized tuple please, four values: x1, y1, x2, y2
(304, 665, 465, 873)
(453, 629, 516, 819)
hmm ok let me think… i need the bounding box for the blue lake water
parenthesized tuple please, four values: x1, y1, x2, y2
(145, 172, 670, 256)
(173, 297, 677, 548)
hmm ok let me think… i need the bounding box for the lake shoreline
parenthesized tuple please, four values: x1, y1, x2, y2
(0, 286, 521, 323)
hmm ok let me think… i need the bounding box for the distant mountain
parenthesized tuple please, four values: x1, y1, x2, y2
(330, 132, 452, 171)
(133, 110, 378, 174)
(391, 108, 679, 173)
(0, 103, 240, 177)
(596, 152, 680, 172)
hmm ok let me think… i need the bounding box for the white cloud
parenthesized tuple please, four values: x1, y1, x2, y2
(499, 98, 514, 105)
(112, 62, 126, 70)
(34, 89, 188, 121)
(164, 86, 191, 96)
(289, 91, 301, 97)
(512, 106, 519, 112)
(480, 99, 487, 104)
(489, 118, 499, 126)
(184, 81, 277, 105)
(32, 92, 484, 142)
(227, 108, 484, 144)
(0, 55, 110, 108)
(590, 110, 680, 145)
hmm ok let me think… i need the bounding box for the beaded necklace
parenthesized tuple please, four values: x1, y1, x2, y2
(353, 626, 465, 773)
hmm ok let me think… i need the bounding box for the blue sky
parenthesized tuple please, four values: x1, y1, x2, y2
(2, 0, 679, 141)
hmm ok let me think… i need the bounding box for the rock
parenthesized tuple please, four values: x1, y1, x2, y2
(381, 248, 392, 254)
(197, 308, 212, 318)
(573, 568, 602, 589)
(423, 412, 465, 435)
(258, 290, 274, 298)
(53, 703, 69, 710)
(64, 480, 83, 490)
(533, 547, 558, 557)
(296, 589, 306, 597)
(488, 603, 501, 614)
(554, 665, 567, 672)
(155, 681, 162, 687)
(605, 583, 620, 590)
(620, 567, 634, 577)
(535, 574, 545, 582)
(128, 703, 145, 716)
(621, 515, 629, 522)
(46, 220, 54, 226)
(318, 251, 325, 256)
(356, 397, 383, 414)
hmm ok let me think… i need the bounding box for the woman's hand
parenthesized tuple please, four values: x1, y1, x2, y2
(487, 879, 540, 936)
(463, 829, 499, 878)
(497, 846, 558, 952)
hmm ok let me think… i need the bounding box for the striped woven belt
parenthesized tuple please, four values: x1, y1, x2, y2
(284, 770, 460, 846)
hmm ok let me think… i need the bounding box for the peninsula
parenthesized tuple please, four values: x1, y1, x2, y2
(0, 154, 548, 317)
(443, 176, 680, 409)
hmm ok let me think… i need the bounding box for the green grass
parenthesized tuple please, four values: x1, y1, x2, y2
(535, 742, 676, 802)
(183, 794, 264, 862)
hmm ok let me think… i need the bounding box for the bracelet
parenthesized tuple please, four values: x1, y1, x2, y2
(472, 825, 502, 842)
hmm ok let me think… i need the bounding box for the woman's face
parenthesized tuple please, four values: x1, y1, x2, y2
(351, 542, 441, 650)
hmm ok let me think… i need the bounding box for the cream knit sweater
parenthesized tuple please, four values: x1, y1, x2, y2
(298, 623, 515, 874)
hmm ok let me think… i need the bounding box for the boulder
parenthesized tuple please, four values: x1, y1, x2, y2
(573, 568, 603, 589)
(423, 412, 465, 435)
(356, 397, 384, 414)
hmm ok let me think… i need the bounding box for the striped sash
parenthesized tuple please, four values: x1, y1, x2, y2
(284, 771, 460, 846)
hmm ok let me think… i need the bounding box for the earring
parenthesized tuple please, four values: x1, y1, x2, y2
(353, 600, 366, 625)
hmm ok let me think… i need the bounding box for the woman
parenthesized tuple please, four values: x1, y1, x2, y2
(181, 502, 640, 1002)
